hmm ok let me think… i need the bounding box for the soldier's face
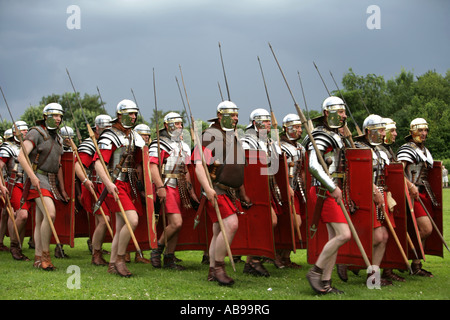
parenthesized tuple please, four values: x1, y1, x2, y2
(418, 128, 428, 142)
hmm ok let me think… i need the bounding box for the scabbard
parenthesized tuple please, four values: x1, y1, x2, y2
(19, 177, 31, 208)
(193, 195, 207, 229)
(310, 186, 327, 238)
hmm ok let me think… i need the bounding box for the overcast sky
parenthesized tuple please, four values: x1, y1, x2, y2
(0, 0, 448, 126)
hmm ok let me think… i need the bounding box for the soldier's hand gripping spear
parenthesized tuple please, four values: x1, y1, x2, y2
(66, 69, 144, 259)
(269, 43, 372, 268)
(0, 86, 65, 257)
(179, 64, 236, 272)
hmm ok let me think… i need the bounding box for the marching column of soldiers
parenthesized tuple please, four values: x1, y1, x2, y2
(0, 92, 444, 294)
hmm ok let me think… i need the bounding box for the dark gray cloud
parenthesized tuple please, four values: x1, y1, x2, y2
(0, 0, 448, 125)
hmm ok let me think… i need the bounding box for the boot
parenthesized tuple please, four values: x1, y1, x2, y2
(382, 268, 405, 282)
(306, 265, 326, 294)
(281, 257, 302, 269)
(10, 241, 30, 261)
(92, 249, 108, 266)
(107, 263, 117, 275)
(336, 264, 348, 282)
(135, 252, 150, 264)
(322, 280, 344, 294)
(207, 267, 216, 282)
(243, 258, 270, 277)
(214, 261, 234, 286)
(55, 245, 68, 258)
(33, 255, 42, 269)
(41, 251, 55, 271)
(367, 270, 392, 286)
(411, 261, 433, 277)
(150, 243, 164, 268)
(115, 254, 132, 277)
(163, 253, 185, 270)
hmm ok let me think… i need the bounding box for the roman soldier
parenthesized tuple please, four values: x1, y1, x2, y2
(241, 108, 282, 276)
(134, 124, 151, 145)
(304, 96, 351, 294)
(279, 113, 305, 268)
(0, 121, 31, 261)
(0, 129, 13, 252)
(18, 103, 70, 270)
(149, 112, 198, 270)
(397, 118, 436, 277)
(76, 115, 113, 266)
(377, 118, 406, 282)
(194, 100, 249, 286)
(93, 99, 146, 277)
(354, 114, 397, 286)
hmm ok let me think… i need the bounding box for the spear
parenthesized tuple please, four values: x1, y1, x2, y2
(257, 55, 280, 147)
(66, 68, 144, 259)
(218, 42, 231, 101)
(0, 86, 65, 257)
(175, 75, 206, 230)
(329, 70, 363, 136)
(269, 43, 371, 268)
(179, 64, 236, 272)
(312, 62, 356, 147)
(297, 70, 314, 132)
(152, 68, 168, 248)
(417, 197, 450, 253)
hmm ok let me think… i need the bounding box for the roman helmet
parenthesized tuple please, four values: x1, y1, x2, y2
(12, 121, 28, 143)
(410, 118, 428, 144)
(383, 118, 396, 145)
(362, 114, 386, 146)
(282, 113, 302, 141)
(60, 126, 75, 139)
(163, 112, 183, 138)
(247, 108, 271, 131)
(4, 129, 13, 141)
(43, 103, 64, 130)
(322, 96, 346, 129)
(217, 100, 239, 131)
(115, 99, 139, 128)
(94, 114, 112, 135)
(134, 123, 151, 136)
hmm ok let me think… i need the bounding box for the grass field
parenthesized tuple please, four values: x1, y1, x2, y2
(0, 189, 448, 304)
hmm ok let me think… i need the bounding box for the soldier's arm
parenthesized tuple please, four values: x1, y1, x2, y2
(17, 140, 39, 189)
(195, 162, 216, 203)
(94, 159, 118, 201)
(74, 161, 95, 195)
(150, 162, 166, 201)
(57, 165, 70, 202)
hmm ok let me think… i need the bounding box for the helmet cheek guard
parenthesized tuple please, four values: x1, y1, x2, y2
(217, 101, 239, 131)
(410, 118, 428, 144)
(282, 113, 302, 141)
(116, 99, 139, 128)
(363, 114, 386, 146)
(322, 96, 346, 129)
(43, 103, 64, 130)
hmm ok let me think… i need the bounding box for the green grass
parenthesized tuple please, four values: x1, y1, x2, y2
(0, 189, 449, 301)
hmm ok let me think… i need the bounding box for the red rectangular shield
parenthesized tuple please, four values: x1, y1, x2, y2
(52, 151, 76, 247)
(381, 163, 408, 269)
(306, 148, 374, 268)
(127, 145, 157, 251)
(422, 161, 443, 257)
(175, 163, 209, 252)
(229, 149, 275, 259)
(273, 153, 298, 252)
